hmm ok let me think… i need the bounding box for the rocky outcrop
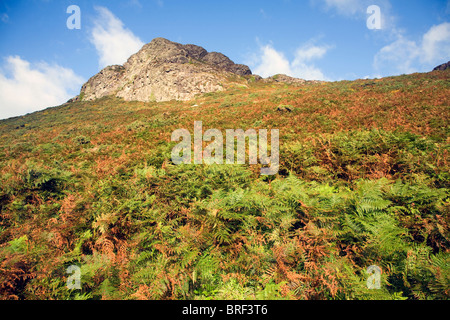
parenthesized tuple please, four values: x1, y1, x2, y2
(79, 37, 252, 103)
(201, 52, 251, 76)
(263, 74, 325, 86)
(80, 65, 125, 101)
(433, 61, 450, 71)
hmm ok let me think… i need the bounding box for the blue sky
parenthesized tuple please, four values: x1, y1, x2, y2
(0, 0, 449, 119)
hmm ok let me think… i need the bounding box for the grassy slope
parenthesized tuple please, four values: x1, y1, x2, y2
(0, 70, 449, 300)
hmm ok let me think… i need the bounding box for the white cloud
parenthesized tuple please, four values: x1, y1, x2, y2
(90, 6, 144, 69)
(0, 56, 84, 120)
(374, 36, 420, 75)
(422, 22, 450, 63)
(253, 45, 292, 78)
(374, 22, 450, 76)
(251, 43, 331, 80)
(293, 44, 328, 62)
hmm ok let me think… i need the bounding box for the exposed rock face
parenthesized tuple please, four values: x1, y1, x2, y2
(263, 74, 325, 86)
(265, 74, 307, 85)
(80, 65, 125, 101)
(79, 37, 252, 102)
(433, 61, 450, 71)
(201, 52, 251, 76)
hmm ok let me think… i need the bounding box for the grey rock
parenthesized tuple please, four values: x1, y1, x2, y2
(263, 74, 325, 86)
(79, 38, 252, 103)
(277, 105, 293, 113)
(433, 61, 450, 71)
(80, 65, 126, 101)
(201, 52, 251, 76)
(230, 64, 252, 76)
(184, 44, 208, 60)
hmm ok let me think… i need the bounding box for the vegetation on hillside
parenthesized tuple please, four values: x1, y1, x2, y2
(0, 70, 449, 300)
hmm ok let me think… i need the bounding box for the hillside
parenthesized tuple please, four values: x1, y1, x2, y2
(0, 66, 449, 300)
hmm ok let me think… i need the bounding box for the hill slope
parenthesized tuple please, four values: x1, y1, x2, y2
(0, 69, 449, 300)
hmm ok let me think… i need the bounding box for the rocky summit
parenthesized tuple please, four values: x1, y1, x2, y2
(78, 37, 253, 103)
(433, 61, 450, 71)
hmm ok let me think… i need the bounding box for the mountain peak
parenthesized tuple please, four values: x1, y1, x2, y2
(79, 38, 252, 103)
(433, 61, 450, 71)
